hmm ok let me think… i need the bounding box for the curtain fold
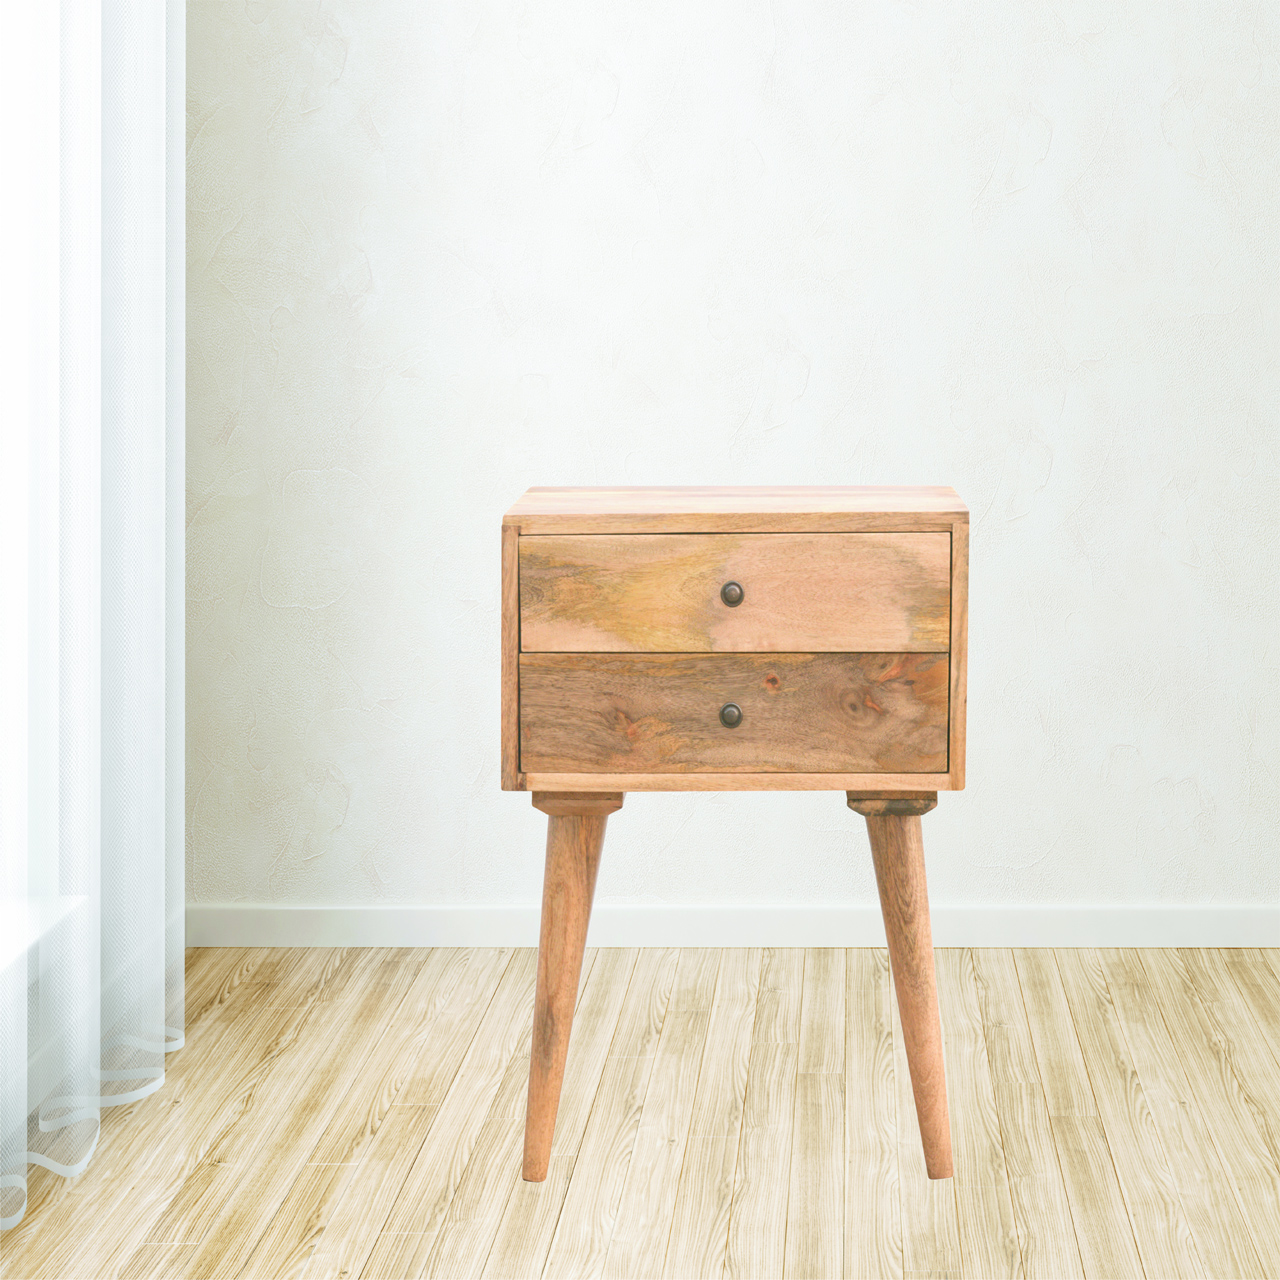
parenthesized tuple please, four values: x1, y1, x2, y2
(0, 0, 183, 1232)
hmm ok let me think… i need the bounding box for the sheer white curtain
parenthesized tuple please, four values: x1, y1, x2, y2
(0, 0, 184, 1231)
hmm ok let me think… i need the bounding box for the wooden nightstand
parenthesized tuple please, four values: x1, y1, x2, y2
(502, 486, 968, 1182)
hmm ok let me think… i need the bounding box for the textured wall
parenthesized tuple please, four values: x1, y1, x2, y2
(188, 0, 1279, 913)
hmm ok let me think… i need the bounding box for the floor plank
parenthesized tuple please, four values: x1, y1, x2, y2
(238, 947, 478, 1279)
(661, 947, 760, 1280)
(1013, 954, 1143, 1280)
(298, 947, 517, 1280)
(969, 949, 1082, 1280)
(359, 950, 538, 1279)
(183, 949, 432, 1280)
(419, 1034, 532, 1279)
(1221, 949, 1280, 1081)
(2, 949, 329, 1280)
(843, 948, 900, 1280)
(723, 948, 804, 1280)
(7, 947, 1280, 1280)
(1132, 950, 1280, 1276)
(785, 949, 845, 1280)
(541, 948, 680, 1280)
(1054, 949, 1203, 1279)
(482, 949, 639, 1280)
(602, 1003, 711, 1278)
(935, 950, 1022, 1280)
(891, 966, 961, 1280)
(1098, 948, 1266, 1280)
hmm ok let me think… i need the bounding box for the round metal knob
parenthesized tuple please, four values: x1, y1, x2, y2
(719, 702, 743, 728)
(720, 580, 744, 607)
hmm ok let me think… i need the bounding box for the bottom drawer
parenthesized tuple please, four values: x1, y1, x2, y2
(519, 652, 948, 774)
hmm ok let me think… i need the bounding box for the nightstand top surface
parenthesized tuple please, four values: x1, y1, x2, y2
(504, 486, 967, 533)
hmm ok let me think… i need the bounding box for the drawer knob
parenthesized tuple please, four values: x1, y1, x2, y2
(720, 580, 744, 607)
(719, 702, 743, 728)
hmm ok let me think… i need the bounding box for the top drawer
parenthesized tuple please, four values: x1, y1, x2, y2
(519, 532, 950, 653)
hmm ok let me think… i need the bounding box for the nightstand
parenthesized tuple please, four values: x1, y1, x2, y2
(502, 486, 968, 1182)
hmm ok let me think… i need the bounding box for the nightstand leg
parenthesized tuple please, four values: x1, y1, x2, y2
(849, 793, 953, 1179)
(523, 792, 623, 1182)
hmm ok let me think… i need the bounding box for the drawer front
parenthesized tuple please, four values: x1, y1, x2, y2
(519, 533, 950, 653)
(519, 652, 948, 774)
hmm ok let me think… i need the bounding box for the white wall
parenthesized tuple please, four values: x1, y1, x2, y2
(187, 0, 1279, 944)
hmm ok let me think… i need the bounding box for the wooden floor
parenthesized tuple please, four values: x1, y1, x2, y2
(3, 947, 1279, 1280)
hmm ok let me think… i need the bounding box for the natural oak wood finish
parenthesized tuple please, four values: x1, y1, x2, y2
(523, 797, 616, 1182)
(520, 652, 949, 775)
(523, 769, 954, 792)
(8, 946, 1280, 1280)
(501, 486, 969, 794)
(519, 532, 951, 653)
(532, 791, 625, 817)
(947, 519, 968, 790)
(501, 522, 520, 790)
(848, 791, 938, 817)
(504, 484, 969, 534)
(506, 489, 967, 1200)
(864, 812, 953, 1179)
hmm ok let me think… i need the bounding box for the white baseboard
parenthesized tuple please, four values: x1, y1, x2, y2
(185, 903, 1278, 948)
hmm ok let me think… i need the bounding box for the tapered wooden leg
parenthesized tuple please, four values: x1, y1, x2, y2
(848, 792, 953, 1179)
(523, 792, 623, 1182)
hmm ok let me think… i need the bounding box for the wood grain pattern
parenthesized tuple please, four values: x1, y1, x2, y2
(520, 652, 949, 774)
(602, 1004, 710, 1279)
(532, 791, 625, 817)
(483, 949, 638, 1280)
(504, 485, 969, 535)
(1013, 950, 1096, 1117)
(1048, 1114, 1144, 1280)
(787, 950, 846, 1280)
(935, 950, 1022, 1280)
(524, 808, 611, 1181)
(1054, 948, 1203, 1279)
(236, 948, 477, 1279)
(968, 949, 1083, 1280)
(1098, 948, 1271, 1280)
(948, 522, 968, 790)
(1135, 950, 1280, 1270)
(0, 950, 322, 1280)
(180, 950, 432, 1280)
(419, 1038, 530, 1280)
(1222, 949, 1280, 1079)
(521, 769, 957, 792)
(360, 951, 538, 1278)
(540, 947, 680, 1280)
(519, 532, 951, 653)
(1013, 951, 1145, 1279)
(724, 948, 804, 1280)
(10, 945, 1280, 1280)
(4, 955, 391, 1280)
(890, 970, 961, 1279)
(844, 947, 901, 1280)
(298, 949, 516, 1280)
(866, 814, 952, 1179)
(662, 948, 761, 1280)
(848, 791, 938, 816)
(502, 522, 521, 789)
